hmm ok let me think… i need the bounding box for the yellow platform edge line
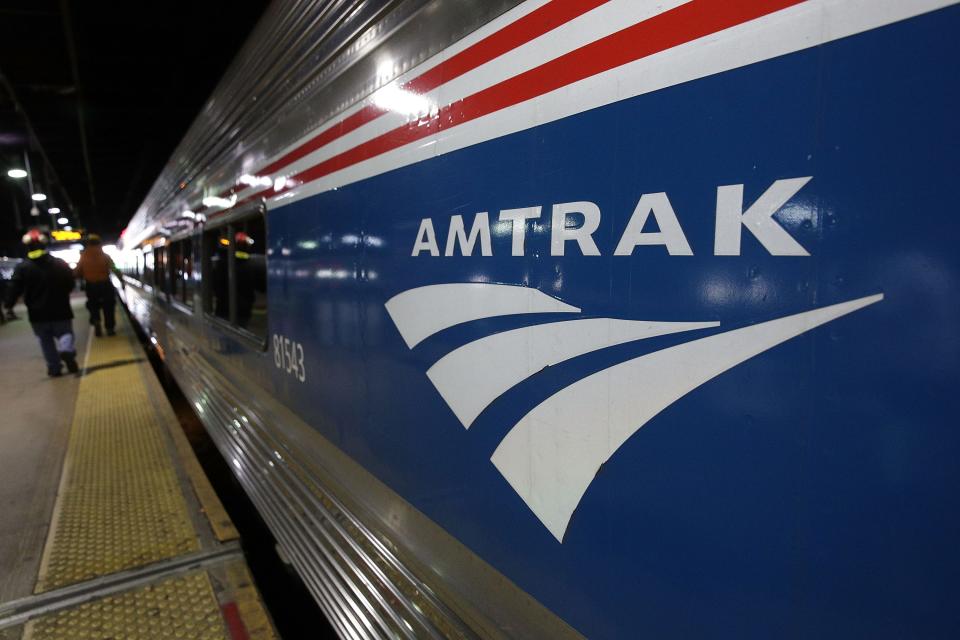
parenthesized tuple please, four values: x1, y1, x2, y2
(145, 364, 240, 543)
(222, 560, 279, 640)
(33, 312, 201, 592)
(168, 415, 240, 542)
(22, 309, 278, 639)
(32, 330, 94, 593)
(22, 571, 230, 640)
(19, 565, 280, 640)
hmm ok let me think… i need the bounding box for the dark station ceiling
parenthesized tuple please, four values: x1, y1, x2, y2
(0, 1, 267, 255)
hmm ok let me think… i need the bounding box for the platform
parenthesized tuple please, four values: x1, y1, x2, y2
(0, 296, 277, 640)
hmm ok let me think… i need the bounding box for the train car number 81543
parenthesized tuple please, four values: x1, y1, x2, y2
(273, 334, 306, 382)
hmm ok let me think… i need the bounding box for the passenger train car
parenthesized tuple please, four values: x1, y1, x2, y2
(117, 1, 960, 637)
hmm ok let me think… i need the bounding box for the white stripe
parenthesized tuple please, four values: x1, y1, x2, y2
(384, 283, 579, 348)
(427, 317, 718, 429)
(270, 0, 955, 209)
(491, 293, 884, 542)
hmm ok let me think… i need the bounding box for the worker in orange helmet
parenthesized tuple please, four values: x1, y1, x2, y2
(74, 233, 120, 336)
(3, 229, 79, 377)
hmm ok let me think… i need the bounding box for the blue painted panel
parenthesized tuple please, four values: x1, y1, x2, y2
(267, 10, 960, 639)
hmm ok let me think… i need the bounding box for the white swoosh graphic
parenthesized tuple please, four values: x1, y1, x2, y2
(384, 283, 579, 348)
(427, 318, 719, 429)
(491, 293, 884, 542)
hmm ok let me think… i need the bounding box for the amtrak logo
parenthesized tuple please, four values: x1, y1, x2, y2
(385, 284, 883, 541)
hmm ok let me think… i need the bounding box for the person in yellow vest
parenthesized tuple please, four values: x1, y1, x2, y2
(74, 234, 119, 337)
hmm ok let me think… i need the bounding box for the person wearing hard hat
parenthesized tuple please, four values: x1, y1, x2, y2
(74, 233, 119, 337)
(2, 229, 79, 377)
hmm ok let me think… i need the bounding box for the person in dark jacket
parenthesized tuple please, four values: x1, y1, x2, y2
(3, 229, 79, 377)
(74, 233, 119, 336)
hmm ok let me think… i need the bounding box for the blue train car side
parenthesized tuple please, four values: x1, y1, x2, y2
(119, 1, 960, 638)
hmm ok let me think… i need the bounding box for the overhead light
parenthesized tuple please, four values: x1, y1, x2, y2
(58, 216, 69, 224)
(202, 195, 236, 209)
(31, 193, 47, 201)
(63, 225, 73, 231)
(49, 248, 82, 268)
(7, 169, 27, 179)
(48, 207, 61, 214)
(239, 174, 272, 188)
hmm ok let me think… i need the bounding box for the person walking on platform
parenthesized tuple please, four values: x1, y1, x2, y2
(2, 229, 79, 377)
(0, 271, 8, 324)
(74, 234, 118, 337)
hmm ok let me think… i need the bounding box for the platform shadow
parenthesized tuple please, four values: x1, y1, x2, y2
(81, 357, 146, 376)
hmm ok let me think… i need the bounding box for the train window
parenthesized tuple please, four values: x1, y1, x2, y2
(143, 248, 154, 285)
(125, 251, 139, 282)
(202, 211, 268, 340)
(180, 238, 194, 307)
(168, 242, 181, 300)
(154, 246, 168, 294)
(204, 227, 230, 321)
(233, 214, 267, 338)
(169, 239, 194, 308)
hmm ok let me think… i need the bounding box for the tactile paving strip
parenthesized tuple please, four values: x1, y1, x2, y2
(36, 315, 199, 592)
(26, 572, 227, 640)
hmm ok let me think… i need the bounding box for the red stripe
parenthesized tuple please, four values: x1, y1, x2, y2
(220, 602, 251, 640)
(255, 0, 610, 178)
(405, 0, 611, 95)
(270, 0, 803, 199)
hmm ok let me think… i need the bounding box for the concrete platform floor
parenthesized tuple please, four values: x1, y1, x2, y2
(0, 295, 90, 605)
(0, 296, 276, 639)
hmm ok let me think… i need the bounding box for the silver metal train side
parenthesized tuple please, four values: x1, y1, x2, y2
(119, 1, 579, 638)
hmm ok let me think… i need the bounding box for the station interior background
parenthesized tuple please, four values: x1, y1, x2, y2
(0, 1, 266, 256)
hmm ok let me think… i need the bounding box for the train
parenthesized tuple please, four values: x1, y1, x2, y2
(116, 1, 960, 638)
